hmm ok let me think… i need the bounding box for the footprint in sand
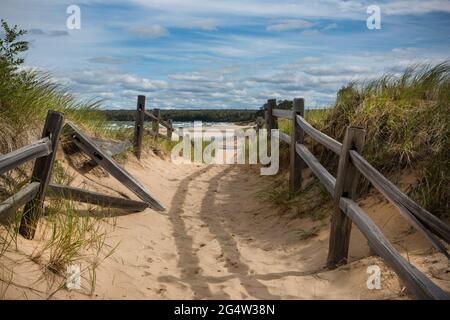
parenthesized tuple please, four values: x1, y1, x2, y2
(155, 285, 167, 295)
(162, 252, 177, 260)
(182, 266, 202, 275)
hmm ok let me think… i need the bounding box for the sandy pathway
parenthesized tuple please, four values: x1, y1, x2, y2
(59, 155, 409, 299)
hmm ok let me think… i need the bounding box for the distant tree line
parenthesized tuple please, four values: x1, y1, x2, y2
(101, 109, 264, 122)
(102, 100, 294, 122)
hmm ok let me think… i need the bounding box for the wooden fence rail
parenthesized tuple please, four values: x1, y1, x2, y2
(266, 98, 450, 300)
(272, 108, 292, 120)
(0, 138, 52, 175)
(338, 197, 449, 300)
(47, 183, 148, 212)
(296, 115, 342, 155)
(349, 150, 450, 247)
(0, 182, 41, 225)
(63, 122, 165, 211)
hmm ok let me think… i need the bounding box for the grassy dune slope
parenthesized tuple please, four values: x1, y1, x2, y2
(321, 63, 450, 217)
(277, 62, 449, 218)
(0, 64, 105, 153)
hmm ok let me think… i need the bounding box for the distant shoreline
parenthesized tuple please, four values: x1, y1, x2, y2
(106, 120, 241, 130)
(100, 109, 263, 123)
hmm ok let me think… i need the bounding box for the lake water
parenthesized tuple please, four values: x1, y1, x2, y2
(106, 121, 232, 130)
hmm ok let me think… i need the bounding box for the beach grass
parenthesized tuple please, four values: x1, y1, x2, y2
(272, 62, 449, 218)
(320, 62, 450, 216)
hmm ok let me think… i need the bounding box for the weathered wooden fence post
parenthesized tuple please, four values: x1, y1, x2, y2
(133, 95, 145, 159)
(266, 99, 278, 135)
(167, 119, 173, 140)
(152, 108, 160, 139)
(264, 111, 269, 132)
(255, 116, 264, 132)
(327, 126, 366, 269)
(19, 110, 65, 239)
(289, 98, 305, 193)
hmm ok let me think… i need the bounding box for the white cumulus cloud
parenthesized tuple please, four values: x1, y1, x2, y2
(267, 19, 315, 32)
(129, 25, 169, 38)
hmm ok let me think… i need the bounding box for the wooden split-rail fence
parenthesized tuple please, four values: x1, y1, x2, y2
(265, 98, 450, 300)
(130, 94, 450, 299)
(1, 96, 449, 300)
(0, 110, 164, 240)
(132, 95, 178, 160)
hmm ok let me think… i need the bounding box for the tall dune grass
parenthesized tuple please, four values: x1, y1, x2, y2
(320, 62, 450, 216)
(0, 21, 115, 297)
(274, 63, 449, 217)
(0, 64, 106, 153)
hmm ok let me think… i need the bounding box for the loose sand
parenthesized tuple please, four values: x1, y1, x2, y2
(2, 129, 450, 299)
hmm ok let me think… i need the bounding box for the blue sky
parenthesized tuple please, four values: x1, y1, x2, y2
(2, 0, 450, 109)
